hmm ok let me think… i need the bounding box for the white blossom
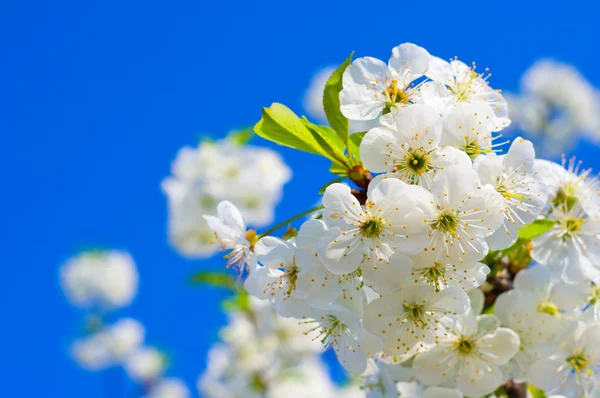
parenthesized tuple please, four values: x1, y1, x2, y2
(125, 347, 167, 383)
(60, 250, 138, 310)
(318, 179, 431, 293)
(340, 43, 430, 121)
(441, 102, 506, 161)
(363, 285, 470, 358)
(529, 322, 600, 397)
(145, 378, 189, 398)
(204, 201, 258, 274)
(422, 56, 510, 128)
(70, 318, 144, 370)
(360, 104, 471, 189)
(413, 165, 505, 265)
(413, 311, 520, 397)
(473, 137, 549, 250)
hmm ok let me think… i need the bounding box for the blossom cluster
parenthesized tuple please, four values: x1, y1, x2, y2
(198, 295, 362, 398)
(60, 250, 189, 398)
(507, 59, 600, 154)
(207, 43, 600, 397)
(162, 135, 291, 258)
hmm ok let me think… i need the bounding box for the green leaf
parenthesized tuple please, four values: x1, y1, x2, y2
(227, 127, 254, 145)
(301, 117, 349, 167)
(189, 271, 236, 290)
(222, 290, 251, 312)
(323, 52, 353, 145)
(518, 219, 557, 241)
(528, 384, 547, 398)
(254, 103, 350, 168)
(482, 304, 494, 315)
(330, 161, 348, 176)
(318, 176, 346, 194)
(347, 131, 367, 166)
(254, 103, 320, 154)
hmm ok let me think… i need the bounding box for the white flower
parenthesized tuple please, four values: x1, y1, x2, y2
(340, 43, 430, 121)
(162, 179, 218, 257)
(363, 285, 470, 358)
(413, 165, 505, 265)
(531, 204, 600, 283)
(441, 102, 507, 161)
(413, 311, 520, 397)
(293, 219, 366, 313)
(125, 347, 167, 383)
(60, 250, 138, 310)
(494, 287, 561, 383)
(535, 157, 600, 217)
(304, 304, 380, 374)
(145, 378, 189, 398)
(318, 179, 431, 293)
(164, 139, 291, 230)
(529, 322, 600, 397)
(265, 359, 338, 398)
(408, 250, 490, 292)
(473, 137, 549, 250)
(363, 359, 463, 398)
(421, 56, 510, 128)
(70, 318, 144, 371)
(243, 236, 310, 317)
(360, 104, 471, 189)
(204, 201, 258, 274)
(514, 59, 600, 150)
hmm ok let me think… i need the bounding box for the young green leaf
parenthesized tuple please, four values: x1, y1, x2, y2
(189, 271, 236, 290)
(318, 176, 347, 194)
(227, 127, 254, 145)
(527, 385, 547, 398)
(301, 117, 349, 168)
(323, 52, 353, 145)
(518, 219, 557, 241)
(347, 131, 367, 165)
(254, 103, 322, 154)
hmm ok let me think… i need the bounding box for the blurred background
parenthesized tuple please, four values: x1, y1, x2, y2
(2, 0, 600, 396)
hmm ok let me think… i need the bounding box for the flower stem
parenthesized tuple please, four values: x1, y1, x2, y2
(258, 205, 324, 239)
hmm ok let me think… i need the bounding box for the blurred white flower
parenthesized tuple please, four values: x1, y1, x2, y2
(163, 136, 291, 257)
(145, 378, 189, 398)
(508, 59, 600, 153)
(125, 347, 167, 383)
(60, 250, 138, 310)
(70, 318, 144, 370)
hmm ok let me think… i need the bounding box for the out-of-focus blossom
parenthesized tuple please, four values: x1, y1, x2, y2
(125, 347, 167, 383)
(508, 59, 600, 153)
(70, 318, 144, 370)
(145, 378, 190, 398)
(60, 250, 138, 310)
(163, 137, 291, 258)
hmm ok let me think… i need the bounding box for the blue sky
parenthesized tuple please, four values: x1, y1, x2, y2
(2, 0, 600, 396)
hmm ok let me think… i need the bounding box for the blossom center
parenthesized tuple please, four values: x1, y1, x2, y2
(455, 337, 475, 355)
(588, 285, 600, 305)
(560, 216, 584, 239)
(462, 138, 486, 160)
(385, 79, 410, 105)
(537, 300, 559, 316)
(416, 262, 446, 291)
(360, 216, 385, 239)
(554, 184, 579, 211)
(402, 303, 427, 328)
(566, 351, 592, 375)
(405, 148, 432, 176)
(432, 210, 460, 237)
(283, 265, 299, 296)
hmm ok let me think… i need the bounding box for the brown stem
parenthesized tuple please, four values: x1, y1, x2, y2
(503, 380, 527, 398)
(351, 189, 368, 206)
